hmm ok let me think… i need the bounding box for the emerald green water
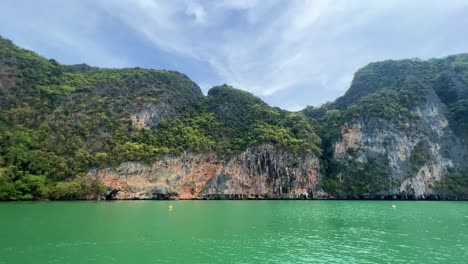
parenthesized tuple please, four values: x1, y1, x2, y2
(0, 201, 467, 263)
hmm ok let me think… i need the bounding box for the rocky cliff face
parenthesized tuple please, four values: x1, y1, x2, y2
(330, 77, 467, 199)
(130, 102, 177, 128)
(94, 57, 468, 200)
(1, 36, 466, 201)
(93, 144, 321, 199)
(334, 99, 460, 197)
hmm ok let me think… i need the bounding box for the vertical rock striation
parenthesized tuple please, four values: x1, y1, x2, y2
(94, 144, 321, 199)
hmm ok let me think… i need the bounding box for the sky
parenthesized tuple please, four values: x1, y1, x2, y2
(1, 0, 468, 111)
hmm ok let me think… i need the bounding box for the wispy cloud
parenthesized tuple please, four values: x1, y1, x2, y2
(97, 0, 468, 104)
(1, 0, 468, 108)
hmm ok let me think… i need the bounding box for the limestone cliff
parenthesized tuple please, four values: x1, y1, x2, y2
(93, 144, 321, 199)
(95, 56, 468, 200)
(1, 36, 467, 201)
(311, 57, 468, 199)
(333, 93, 465, 198)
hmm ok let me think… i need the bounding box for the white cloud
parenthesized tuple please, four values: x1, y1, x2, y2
(95, 0, 468, 106)
(184, 0, 206, 24)
(2, 0, 468, 108)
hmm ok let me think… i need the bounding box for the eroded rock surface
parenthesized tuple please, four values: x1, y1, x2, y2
(93, 144, 321, 199)
(333, 92, 466, 198)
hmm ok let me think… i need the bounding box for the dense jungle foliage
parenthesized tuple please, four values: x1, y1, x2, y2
(304, 54, 468, 198)
(0, 36, 466, 200)
(0, 37, 320, 200)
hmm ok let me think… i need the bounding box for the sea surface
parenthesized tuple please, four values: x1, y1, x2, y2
(0, 201, 467, 263)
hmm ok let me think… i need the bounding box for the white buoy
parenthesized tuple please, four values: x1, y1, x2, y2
(392, 204, 396, 208)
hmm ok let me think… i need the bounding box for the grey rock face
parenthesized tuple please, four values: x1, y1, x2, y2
(333, 92, 466, 198)
(130, 102, 176, 128)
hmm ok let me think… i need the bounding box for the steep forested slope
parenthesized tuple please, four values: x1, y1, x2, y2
(0, 36, 466, 200)
(0, 37, 320, 200)
(303, 55, 468, 199)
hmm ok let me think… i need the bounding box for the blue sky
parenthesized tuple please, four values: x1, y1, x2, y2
(1, 0, 468, 110)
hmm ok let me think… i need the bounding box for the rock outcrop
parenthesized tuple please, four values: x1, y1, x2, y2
(1, 35, 467, 200)
(130, 102, 177, 128)
(93, 144, 321, 199)
(331, 76, 467, 199)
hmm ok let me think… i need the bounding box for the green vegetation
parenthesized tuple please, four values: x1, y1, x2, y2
(304, 54, 468, 199)
(409, 139, 431, 176)
(345, 77, 427, 124)
(434, 170, 468, 200)
(198, 85, 321, 155)
(321, 155, 400, 199)
(450, 99, 468, 142)
(304, 106, 400, 198)
(0, 36, 205, 200)
(331, 54, 468, 133)
(0, 35, 467, 200)
(303, 107, 344, 180)
(0, 37, 320, 200)
(0, 36, 202, 200)
(334, 58, 438, 108)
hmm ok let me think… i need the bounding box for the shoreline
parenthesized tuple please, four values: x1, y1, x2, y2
(1, 197, 467, 202)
